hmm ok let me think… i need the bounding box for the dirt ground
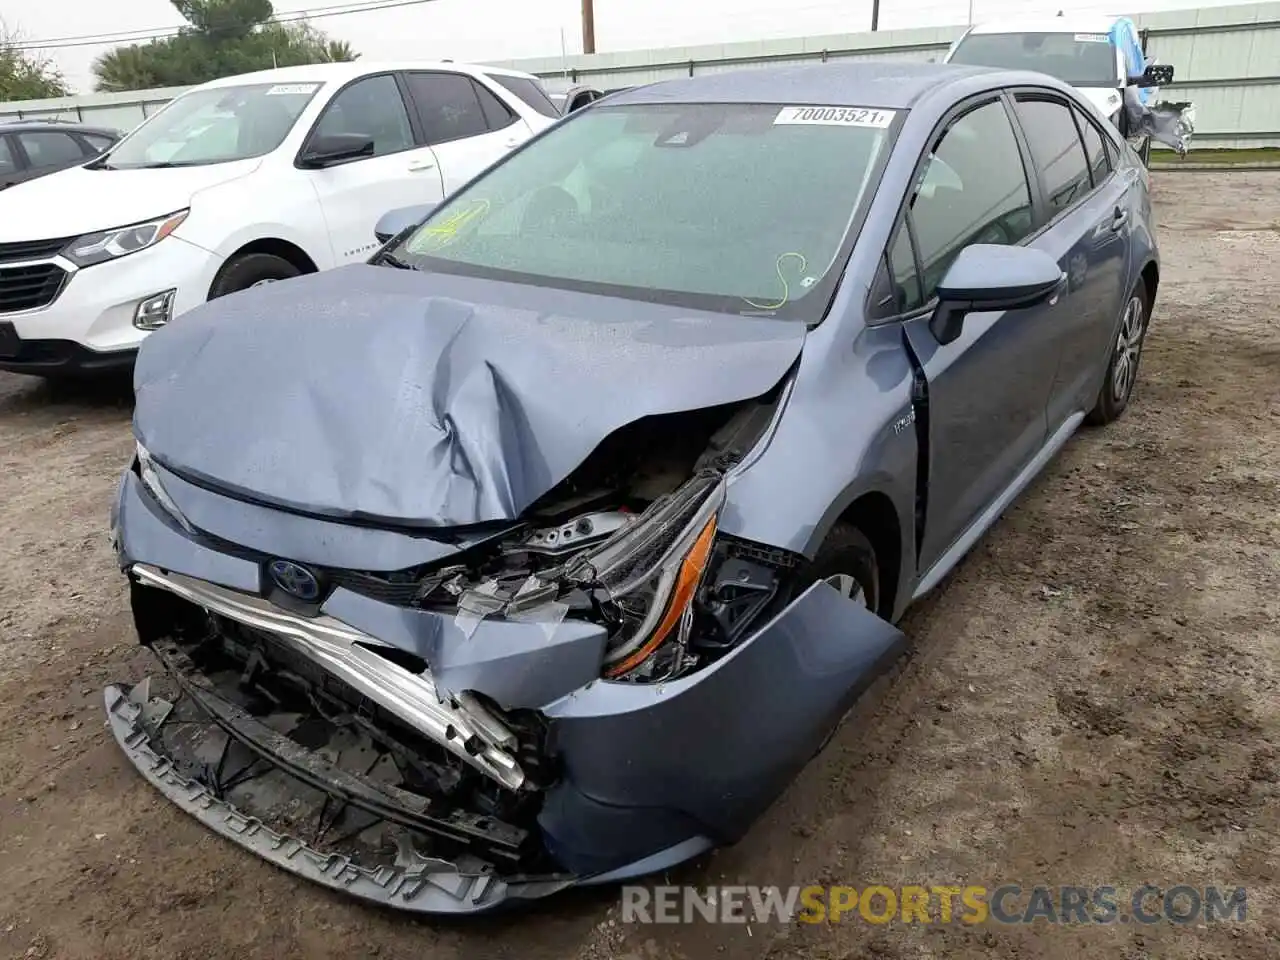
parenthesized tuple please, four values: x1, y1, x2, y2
(0, 171, 1277, 960)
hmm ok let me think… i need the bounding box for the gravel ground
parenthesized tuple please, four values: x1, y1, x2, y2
(0, 171, 1277, 960)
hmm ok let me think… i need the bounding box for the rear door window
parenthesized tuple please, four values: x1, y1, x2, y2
(1072, 104, 1111, 187)
(1013, 96, 1093, 216)
(404, 72, 491, 144)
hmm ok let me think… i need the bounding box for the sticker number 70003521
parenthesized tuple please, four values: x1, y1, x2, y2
(773, 106, 896, 128)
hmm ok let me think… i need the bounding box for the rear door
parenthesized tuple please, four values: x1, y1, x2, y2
(402, 71, 532, 196)
(1009, 90, 1133, 429)
(300, 72, 444, 266)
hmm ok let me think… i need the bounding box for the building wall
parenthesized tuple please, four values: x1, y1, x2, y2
(2, 1, 1278, 149)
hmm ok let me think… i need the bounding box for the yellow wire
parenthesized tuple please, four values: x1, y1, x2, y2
(742, 251, 808, 311)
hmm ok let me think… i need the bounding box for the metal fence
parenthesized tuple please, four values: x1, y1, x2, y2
(3, 0, 1279, 149)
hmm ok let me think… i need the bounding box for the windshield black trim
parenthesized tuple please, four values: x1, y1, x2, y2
(383, 101, 906, 324)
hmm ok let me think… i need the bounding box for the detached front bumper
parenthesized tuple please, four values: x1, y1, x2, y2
(109, 467, 906, 911)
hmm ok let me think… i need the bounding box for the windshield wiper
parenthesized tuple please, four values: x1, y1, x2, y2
(377, 252, 416, 270)
(84, 158, 115, 170)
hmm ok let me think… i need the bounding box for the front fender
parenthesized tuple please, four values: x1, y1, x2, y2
(538, 578, 905, 874)
(721, 321, 918, 562)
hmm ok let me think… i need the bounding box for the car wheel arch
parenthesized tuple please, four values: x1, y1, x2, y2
(220, 237, 319, 279)
(1139, 259, 1159, 305)
(800, 483, 911, 622)
(208, 238, 319, 300)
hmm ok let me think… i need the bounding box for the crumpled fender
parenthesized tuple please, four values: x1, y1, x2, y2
(537, 579, 906, 873)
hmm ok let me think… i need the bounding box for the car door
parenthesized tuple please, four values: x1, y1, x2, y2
(1009, 92, 1134, 426)
(402, 71, 532, 196)
(0, 135, 24, 189)
(13, 130, 86, 181)
(886, 95, 1066, 576)
(299, 73, 445, 266)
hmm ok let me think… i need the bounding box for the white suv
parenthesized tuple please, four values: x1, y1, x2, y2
(0, 61, 558, 378)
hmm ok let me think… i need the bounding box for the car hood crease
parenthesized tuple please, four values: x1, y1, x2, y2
(133, 264, 806, 528)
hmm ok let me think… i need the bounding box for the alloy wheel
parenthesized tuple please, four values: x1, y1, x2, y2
(825, 572, 868, 609)
(1112, 295, 1146, 403)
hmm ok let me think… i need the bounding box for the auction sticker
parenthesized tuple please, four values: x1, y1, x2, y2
(266, 83, 320, 96)
(1074, 33, 1110, 42)
(774, 106, 896, 128)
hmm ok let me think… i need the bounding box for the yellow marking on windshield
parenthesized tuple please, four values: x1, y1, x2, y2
(743, 251, 809, 311)
(408, 199, 491, 253)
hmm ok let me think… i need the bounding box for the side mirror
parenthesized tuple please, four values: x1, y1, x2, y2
(1137, 63, 1174, 88)
(299, 132, 375, 169)
(930, 244, 1065, 345)
(374, 203, 437, 244)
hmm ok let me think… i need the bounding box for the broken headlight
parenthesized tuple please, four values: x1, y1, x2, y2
(134, 441, 196, 535)
(570, 473, 724, 681)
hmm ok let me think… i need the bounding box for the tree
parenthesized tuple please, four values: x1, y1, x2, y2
(1, 26, 70, 101)
(92, 0, 357, 92)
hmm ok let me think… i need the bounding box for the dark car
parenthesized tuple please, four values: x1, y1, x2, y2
(0, 119, 122, 190)
(107, 60, 1159, 914)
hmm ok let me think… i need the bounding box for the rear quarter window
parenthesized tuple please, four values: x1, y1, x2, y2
(491, 75, 561, 118)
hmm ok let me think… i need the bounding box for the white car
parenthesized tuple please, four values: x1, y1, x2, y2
(0, 61, 558, 379)
(944, 16, 1163, 120)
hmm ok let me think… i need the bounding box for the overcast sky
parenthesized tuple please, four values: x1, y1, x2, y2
(3, 0, 1257, 93)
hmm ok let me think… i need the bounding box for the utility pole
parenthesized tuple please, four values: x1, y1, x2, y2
(581, 0, 596, 54)
(871, 0, 880, 31)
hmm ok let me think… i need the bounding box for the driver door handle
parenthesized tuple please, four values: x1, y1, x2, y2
(407, 159, 435, 172)
(1110, 208, 1129, 231)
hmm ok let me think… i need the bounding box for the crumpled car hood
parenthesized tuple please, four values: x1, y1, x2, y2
(133, 264, 806, 527)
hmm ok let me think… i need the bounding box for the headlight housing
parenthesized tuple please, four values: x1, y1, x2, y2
(134, 441, 195, 534)
(570, 474, 725, 681)
(64, 210, 188, 268)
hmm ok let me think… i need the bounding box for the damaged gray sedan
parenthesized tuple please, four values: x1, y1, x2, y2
(107, 60, 1159, 913)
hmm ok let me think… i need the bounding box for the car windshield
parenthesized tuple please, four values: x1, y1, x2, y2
(949, 31, 1120, 87)
(387, 101, 896, 320)
(100, 82, 322, 169)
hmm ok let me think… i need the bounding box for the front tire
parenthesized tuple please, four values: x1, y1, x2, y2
(1087, 281, 1151, 426)
(806, 523, 880, 616)
(209, 253, 301, 300)
(801, 523, 880, 756)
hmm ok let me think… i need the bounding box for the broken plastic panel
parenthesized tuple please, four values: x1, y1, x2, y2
(1123, 86, 1196, 155)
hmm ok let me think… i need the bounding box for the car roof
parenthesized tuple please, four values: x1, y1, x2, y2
(966, 15, 1119, 36)
(607, 60, 1005, 110)
(0, 119, 120, 135)
(196, 60, 539, 90)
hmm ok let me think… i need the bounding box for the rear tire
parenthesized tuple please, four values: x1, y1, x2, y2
(1087, 281, 1152, 426)
(209, 253, 301, 300)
